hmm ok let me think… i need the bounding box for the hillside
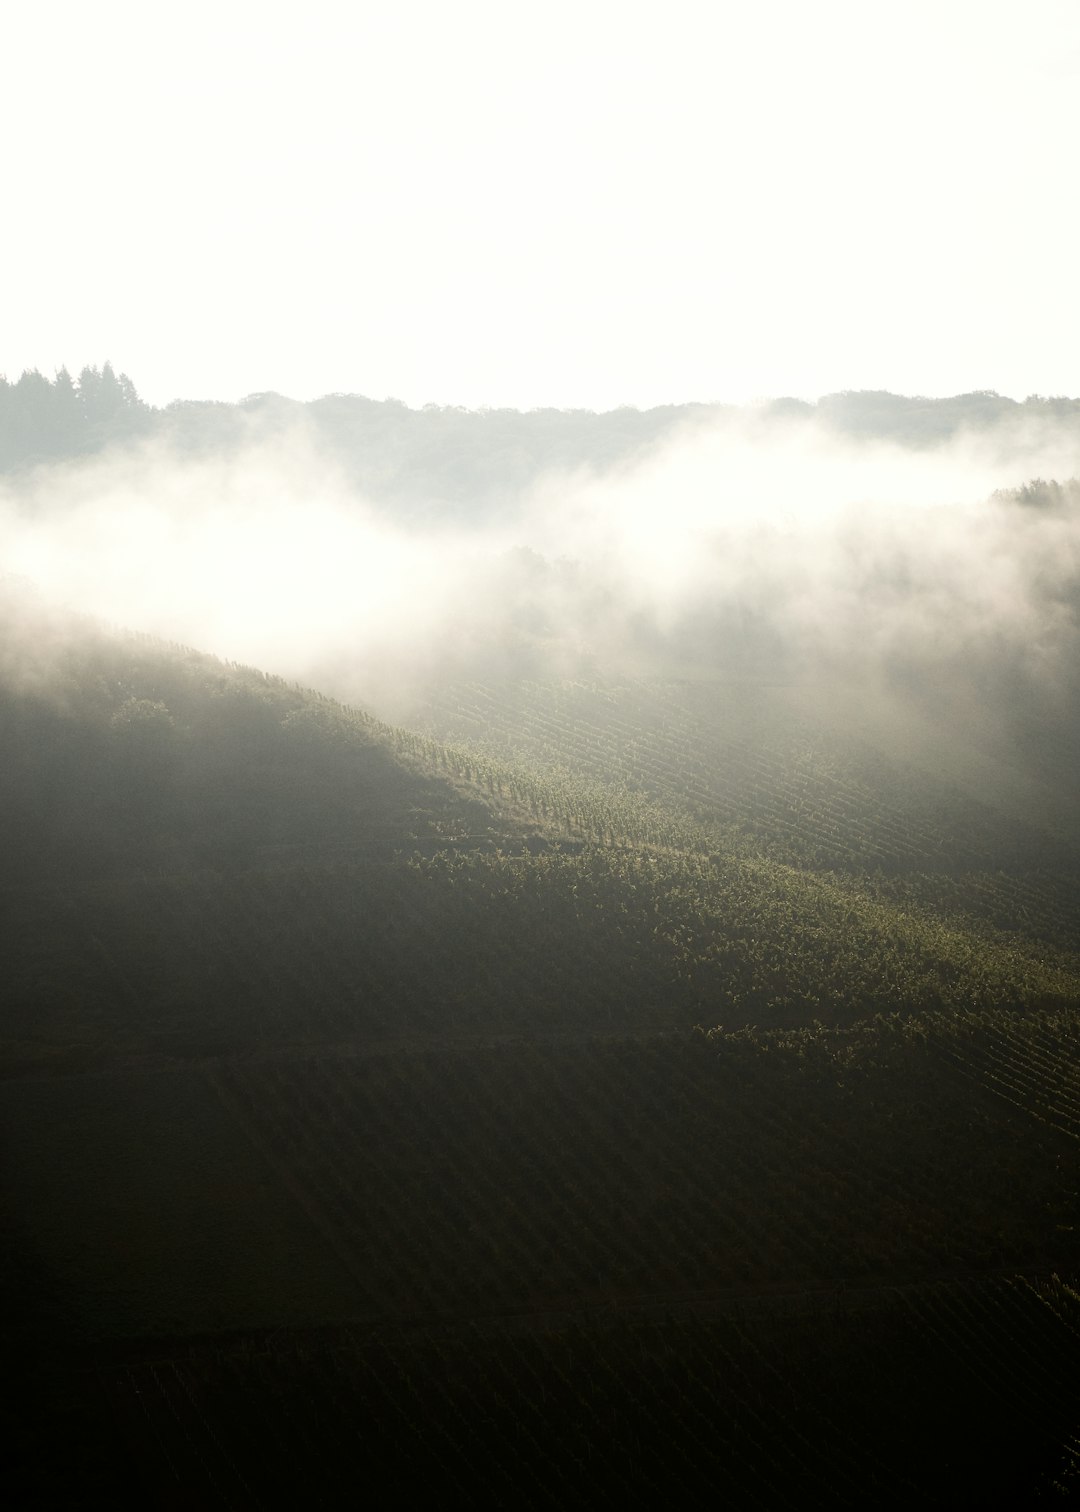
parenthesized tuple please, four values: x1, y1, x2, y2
(2, 597, 1080, 1505)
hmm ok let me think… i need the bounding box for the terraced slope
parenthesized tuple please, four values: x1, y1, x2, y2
(413, 671, 1080, 959)
(6, 1022, 1080, 1506)
(3, 605, 1079, 1506)
(18, 1276, 1080, 1509)
(6, 616, 1078, 1072)
(417, 670, 1076, 845)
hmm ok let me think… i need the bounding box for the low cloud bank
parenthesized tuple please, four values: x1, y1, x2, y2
(2, 403, 1079, 785)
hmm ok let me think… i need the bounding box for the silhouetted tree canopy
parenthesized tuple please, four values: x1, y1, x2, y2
(992, 476, 1080, 511)
(0, 361, 148, 469)
(3, 365, 1080, 523)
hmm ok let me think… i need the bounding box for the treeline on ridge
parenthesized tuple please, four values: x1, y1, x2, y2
(5, 364, 1080, 520)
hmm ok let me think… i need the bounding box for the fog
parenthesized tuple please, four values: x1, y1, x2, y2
(3, 400, 1080, 799)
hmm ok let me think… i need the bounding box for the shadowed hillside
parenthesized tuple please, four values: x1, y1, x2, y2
(3, 594, 1079, 1506)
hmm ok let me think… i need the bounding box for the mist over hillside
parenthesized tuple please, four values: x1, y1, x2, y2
(10, 0, 1080, 1495)
(3, 369, 1080, 835)
(5, 368, 1080, 1507)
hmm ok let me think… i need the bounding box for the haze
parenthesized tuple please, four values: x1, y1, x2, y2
(5, 1, 1080, 824)
(2, 397, 1079, 811)
(6, 1, 1080, 409)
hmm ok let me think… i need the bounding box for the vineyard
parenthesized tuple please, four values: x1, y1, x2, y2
(412, 673, 1080, 941)
(6, 842, 1079, 1072)
(2, 607, 1080, 1504)
(204, 1023, 1080, 1315)
(16, 1275, 1080, 1507)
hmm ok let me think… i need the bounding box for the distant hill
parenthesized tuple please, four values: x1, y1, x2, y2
(5, 366, 1080, 522)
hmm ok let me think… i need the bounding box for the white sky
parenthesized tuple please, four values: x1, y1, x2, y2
(4, 0, 1080, 410)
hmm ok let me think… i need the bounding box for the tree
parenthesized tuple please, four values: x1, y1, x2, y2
(77, 361, 148, 444)
(50, 366, 84, 454)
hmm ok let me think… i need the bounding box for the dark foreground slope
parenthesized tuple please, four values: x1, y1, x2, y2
(2, 604, 1079, 1506)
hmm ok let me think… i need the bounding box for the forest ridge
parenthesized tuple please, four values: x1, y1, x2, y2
(5, 364, 1080, 511)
